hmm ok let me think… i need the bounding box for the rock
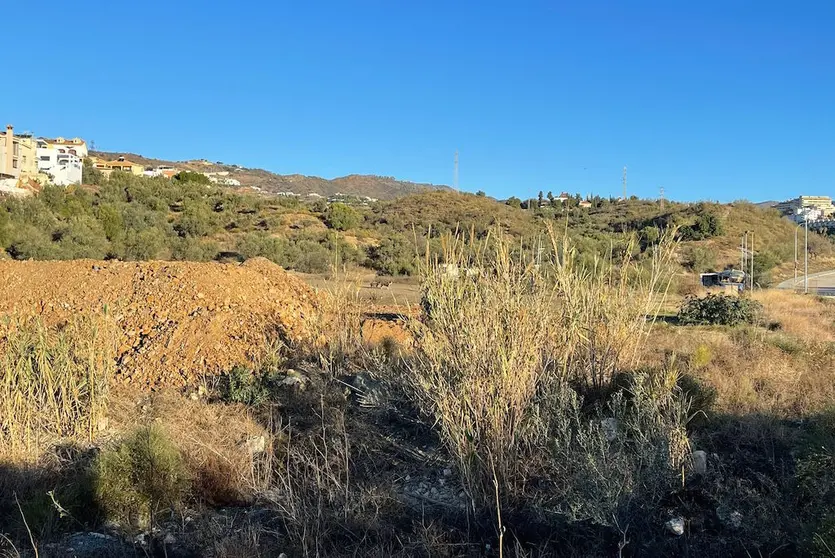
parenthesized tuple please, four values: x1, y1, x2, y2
(278, 553, 288, 558)
(280, 368, 309, 389)
(164, 533, 176, 545)
(691, 450, 707, 475)
(443, 468, 452, 477)
(665, 517, 685, 536)
(600, 417, 619, 442)
(350, 371, 391, 409)
(244, 435, 267, 454)
(717, 506, 743, 530)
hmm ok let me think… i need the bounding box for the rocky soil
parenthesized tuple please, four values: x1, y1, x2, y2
(0, 257, 321, 387)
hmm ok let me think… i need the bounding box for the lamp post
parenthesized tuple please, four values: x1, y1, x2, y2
(795, 222, 804, 288)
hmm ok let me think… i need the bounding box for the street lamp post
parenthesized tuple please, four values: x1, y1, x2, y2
(795, 222, 804, 287)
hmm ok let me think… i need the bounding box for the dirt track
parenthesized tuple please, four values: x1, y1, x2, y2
(0, 258, 320, 387)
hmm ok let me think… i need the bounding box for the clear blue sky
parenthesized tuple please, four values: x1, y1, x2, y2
(3, 1, 833, 202)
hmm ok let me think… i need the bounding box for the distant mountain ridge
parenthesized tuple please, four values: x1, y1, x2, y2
(90, 151, 450, 200)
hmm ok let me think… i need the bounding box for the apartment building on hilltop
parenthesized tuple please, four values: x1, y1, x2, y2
(774, 196, 835, 223)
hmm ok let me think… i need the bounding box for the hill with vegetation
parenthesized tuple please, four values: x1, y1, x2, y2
(0, 167, 830, 287)
(91, 151, 449, 200)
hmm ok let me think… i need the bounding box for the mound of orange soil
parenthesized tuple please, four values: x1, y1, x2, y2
(0, 258, 320, 387)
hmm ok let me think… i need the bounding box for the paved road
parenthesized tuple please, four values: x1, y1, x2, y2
(777, 269, 835, 295)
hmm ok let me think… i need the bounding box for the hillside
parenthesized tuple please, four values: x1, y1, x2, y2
(90, 151, 449, 200)
(1, 169, 831, 287)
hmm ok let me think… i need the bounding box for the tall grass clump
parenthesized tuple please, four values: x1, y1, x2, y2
(0, 315, 116, 460)
(407, 225, 688, 525)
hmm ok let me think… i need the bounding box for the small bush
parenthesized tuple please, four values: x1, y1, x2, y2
(678, 294, 762, 326)
(691, 343, 712, 368)
(220, 366, 272, 406)
(95, 424, 190, 529)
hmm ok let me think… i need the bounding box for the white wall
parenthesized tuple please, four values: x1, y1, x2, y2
(38, 147, 82, 186)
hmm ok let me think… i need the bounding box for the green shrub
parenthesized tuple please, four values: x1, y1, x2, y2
(366, 235, 415, 276)
(683, 245, 717, 272)
(173, 171, 211, 185)
(220, 366, 271, 406)
(95, 424, 190, 530)
(678, 294, 762, 326)
(174, 204, 218, 237)
(325, 203, 361, 231)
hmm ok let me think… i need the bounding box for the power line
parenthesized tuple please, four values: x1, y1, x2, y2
(622, 166, 627, 200)
(453, 150, 459, 192)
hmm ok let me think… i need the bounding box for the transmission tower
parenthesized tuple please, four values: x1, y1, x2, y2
(453, 150, 459, 192)
(660, 186, 665, 210)
(622, 166, 627, 200)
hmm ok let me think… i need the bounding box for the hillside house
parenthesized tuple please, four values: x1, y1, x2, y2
(41, 136, 88, 158)
(144, 165, 179, 179)
(578, 200, 592, 208)
(0, 125, 38, 179)
(37, 139, 82, 186)
(92, 156, 145, 176)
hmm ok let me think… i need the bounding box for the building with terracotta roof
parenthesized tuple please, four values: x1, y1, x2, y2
(41, 136, 88, 158)
(91, 156, 145, 176)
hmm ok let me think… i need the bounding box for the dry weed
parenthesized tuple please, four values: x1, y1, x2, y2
(406, 226, 687, 523)
(0, 314, 116, 462)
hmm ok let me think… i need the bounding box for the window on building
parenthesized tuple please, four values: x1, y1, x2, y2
(40, 156, 50, 161)
(12, 159, 18, 169)
(13, 143, 19, 155)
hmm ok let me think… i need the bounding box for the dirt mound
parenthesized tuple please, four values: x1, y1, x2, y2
(0, 258, 320, 387)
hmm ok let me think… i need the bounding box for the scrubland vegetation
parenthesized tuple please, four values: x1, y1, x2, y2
(1, 164, 832, 289)
(3, 221, 835, 557)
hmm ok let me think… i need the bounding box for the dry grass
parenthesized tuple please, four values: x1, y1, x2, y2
(108, 389, 274, 506)
(647, 290, 835, 417)
(754, 289, 835, 342)
(0, 315, 116, 461)
(406, 226, 690, 524)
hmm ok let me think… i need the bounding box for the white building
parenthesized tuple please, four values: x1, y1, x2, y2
(203, 171, 242, 186)
(775, 196, 835, 223)
(143, 165, 179, 179)
(41, 137, 88, 158)
(37, 140, 82, 186)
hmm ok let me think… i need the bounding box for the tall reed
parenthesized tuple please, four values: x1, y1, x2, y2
(407, 224, 685, 519)
(0, 315, 116, 460)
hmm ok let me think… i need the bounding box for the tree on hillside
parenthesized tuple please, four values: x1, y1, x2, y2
(173, 171, 211, 185)
(538, 191, 544, 207)
(505, 197, 522, 209)
(547, 191, 554, 205)
(476, 190, 486, 197)
(325, 202, 361, 231)
(82, 158, 104, 185)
